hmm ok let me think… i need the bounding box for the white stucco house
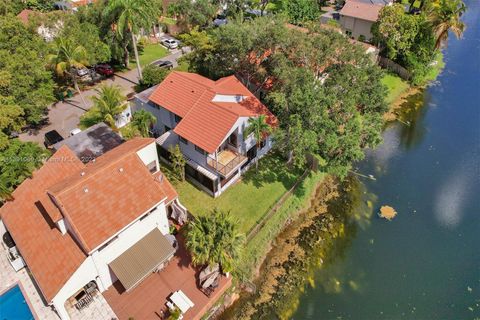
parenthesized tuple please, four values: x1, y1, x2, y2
(339, 0, 391, 41)
(0, 138, 186, 319)
(133, 71, 278, 197)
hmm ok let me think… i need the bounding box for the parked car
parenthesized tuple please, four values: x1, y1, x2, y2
(44, 130, 64, 148)
(152, 60, 173, 69)
(161, 38, 178, 49)
(95, 64, 114, 77)
(76, 68, 89, 77)
(69, 128, 82, 136)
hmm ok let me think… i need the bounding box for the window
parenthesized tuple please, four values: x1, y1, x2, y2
(195, 145, 207, 155)
(179, 136, 188, 144)
(345, 30, 353, 37)
(174, 114, 182, 123)
(147, 160, 158, 173)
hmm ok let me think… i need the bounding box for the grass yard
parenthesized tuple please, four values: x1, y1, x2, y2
(131, 43, 169, 67)
(163, 154, 303, 234)
(382, 73, 410, 104)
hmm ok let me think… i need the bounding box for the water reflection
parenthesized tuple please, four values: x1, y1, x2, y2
(434, 156, 477, 228)
(397, 91, 429, 150)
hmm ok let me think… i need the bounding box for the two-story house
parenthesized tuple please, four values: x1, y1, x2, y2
(0, 138, 186, 320)
(339, 0, 389, 41)
(133, 71, 278, 197)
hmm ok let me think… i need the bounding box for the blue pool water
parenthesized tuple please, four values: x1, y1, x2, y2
(0, 285, 34, 320)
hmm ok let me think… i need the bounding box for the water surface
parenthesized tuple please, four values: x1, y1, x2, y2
(292, 2, 480, 319)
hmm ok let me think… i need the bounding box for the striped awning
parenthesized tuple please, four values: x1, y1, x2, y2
(109, 228, 175, 292)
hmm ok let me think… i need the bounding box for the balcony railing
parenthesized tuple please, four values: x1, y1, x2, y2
(207, 149, 247, 177)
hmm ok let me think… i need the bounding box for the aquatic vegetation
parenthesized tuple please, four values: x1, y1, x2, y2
(223, 177, 375, 320)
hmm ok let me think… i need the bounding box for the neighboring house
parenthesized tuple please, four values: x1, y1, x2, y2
(0, 138, 186, 320)
(52, 122, 124, 163)
(133, 71, 278, 197)
(16, 9, 61, 42)
(339, 0, 387, 41)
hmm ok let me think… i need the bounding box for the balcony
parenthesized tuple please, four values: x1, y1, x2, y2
(207, 149, 247, 177)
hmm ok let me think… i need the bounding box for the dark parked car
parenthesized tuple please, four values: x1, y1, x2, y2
(152, 60, 173, 69)
(44, 130, 64, 148)
(95, 64, 114, 77)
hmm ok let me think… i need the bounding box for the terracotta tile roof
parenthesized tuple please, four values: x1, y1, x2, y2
(16, 9, 36, 24)
(149, 72, 277, 153)
(153, 171, 178, 204)
(47, 138, 169, 252)
(340, 0, 383, 22)
(0, 146, 87, 302)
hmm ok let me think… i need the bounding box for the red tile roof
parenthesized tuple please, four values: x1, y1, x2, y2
(0, 138, 179, 301)
(340, 0, 383, 22)
(47, 138, 169, 252)
(149, 72, 277, 153)
(0, 146, 87, 302)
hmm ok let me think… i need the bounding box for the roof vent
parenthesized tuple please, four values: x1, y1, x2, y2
(119, 168, 124, 172)
(84, 188, 89, 193)
(191, 90, 195, 93)
(80, 171, 85, 176)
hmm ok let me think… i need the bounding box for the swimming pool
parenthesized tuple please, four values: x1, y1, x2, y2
(0, 285, 34, 320)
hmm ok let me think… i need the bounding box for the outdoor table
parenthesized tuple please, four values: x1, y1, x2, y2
(170, 290, 195, 314)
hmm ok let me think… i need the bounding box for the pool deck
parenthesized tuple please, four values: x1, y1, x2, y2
(0, 246, 116, 320)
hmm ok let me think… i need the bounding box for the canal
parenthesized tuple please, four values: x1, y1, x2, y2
(292, 2, 480, 319)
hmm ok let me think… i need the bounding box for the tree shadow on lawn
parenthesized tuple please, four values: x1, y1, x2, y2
(242, 153, 305, 191)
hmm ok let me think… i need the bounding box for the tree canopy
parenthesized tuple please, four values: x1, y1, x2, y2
(0, 15, 54, 124)
(182, 17, 387, 176)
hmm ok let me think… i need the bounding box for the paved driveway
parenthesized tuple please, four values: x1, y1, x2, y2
(19, 50, 184, 145)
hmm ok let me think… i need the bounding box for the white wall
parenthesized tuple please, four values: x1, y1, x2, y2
(340, 16, 375, 40)
(136, 142, 159, 172)
(51, 203, 170, 320)
(133, 99, 175, 134)
(115, 104, 132, 129)
(51, 258, 98, 320)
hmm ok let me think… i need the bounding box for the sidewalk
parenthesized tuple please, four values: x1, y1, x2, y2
(19, 50, 184, 145)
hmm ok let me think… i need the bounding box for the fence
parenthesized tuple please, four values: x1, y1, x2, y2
(377, 56, 411, 81)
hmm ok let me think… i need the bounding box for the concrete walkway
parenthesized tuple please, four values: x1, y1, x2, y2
(19, 49, 184, 145)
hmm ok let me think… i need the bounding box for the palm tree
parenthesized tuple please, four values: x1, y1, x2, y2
(427, 0, 466, 50)
(131, 110, 157, 137)
(80, 84, 126, 129)
(186, 210, 245, 273)
(244, 115, 272, 173)
(105, 0, 156, 80)
(47, 37, 89, 108)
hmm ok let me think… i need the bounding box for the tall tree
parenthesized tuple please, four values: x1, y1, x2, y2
(244, 115, 272, 172)
(47, 37, 89, 107)
(131, 109, 156, 137)
(105, 0, 156, 79)
(186, 209, 245, 273)
(426, 0, 466, 49)
(80, 84, 126, 129)
(168, 0, 217, 31)
(169, 144, 186, 181)
(0, 15, 54, 124)
(0, 140, 48, 202)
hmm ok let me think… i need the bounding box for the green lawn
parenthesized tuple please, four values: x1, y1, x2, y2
(381, 73, 410, 104)
(131, 43, 169, 67)
(163, 154, 303, 234)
